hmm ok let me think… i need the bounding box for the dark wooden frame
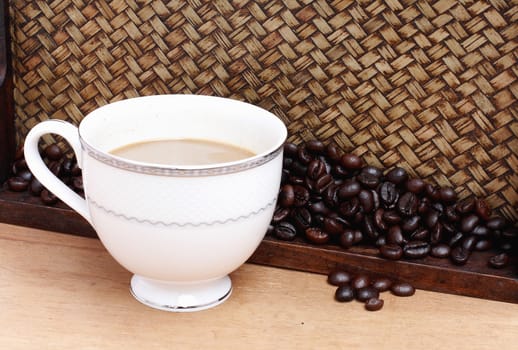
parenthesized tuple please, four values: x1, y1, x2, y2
(0, 0, 15, 184)
(0, 1, 516, 304)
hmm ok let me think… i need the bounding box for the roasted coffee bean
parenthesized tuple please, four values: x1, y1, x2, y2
(417, 197, 431, 215)
(313, 174, 333, 194)
(444, 205, 460, 222)
(379, 244, 403, 260)
(29, 178, 44, 196)
(371, 189, 380, 210)
(488, 253, 509, 269)
(291, 161, 308, 177)
(442, 222, 456, 235)
(475, 199, 491, 220)
(291, 207, 312, 231)
(387, 225, 405, 245)
(284, 142, 298, 157)
(307, 159, 326, 180)
(357, 172, 379, 189)
(40, 189, 59, 205)
(450, 246, 470, 265)
(401, 215, 420, 233)
(372, 278, 392, 292)
(375, 236, 386, 247)
(325, 143, 341, 163)
(278, 184, 295, 207)
(365, 298, 384, 311)
(431, 202, 444, 214)
(12, 159, 28, 175)
(356, 286, 379, 302)
(382, 210, 401, 225)
(486, 217, 506, 231)
(338, 197, 360, 218)
(439, 187, 457, 203)
(460, 214, 479, 233)
(456, 197, 475, 214)
(48, 161, 63, 177)
(425, 184, 441, 201)
(425, 210, 440, 228)
(474, 239, 492, 251)
(374, 208, 387, 231)
(305, 227, 330, 244)
(281, 169, 290, 184)
(305, 140, 325, 154)
(471, 225, 489, 237)
(335, 285, 355, 302)
(403, 241, 431, 259)
(386, 167, 408, 185)
(332, 164, 349, 177)
(61, 158, 74, 176)
(410, 228, 429, 241)
(406, 178, 425, 194)
(351, 274, 370, 290)
(448, 232, 464, 247)
(361, 165, 383, 178)
(338, 180, 361, 199)
(16, 169, 32, 182)
(292, 185, 310, 207)
(363, 215, 379, 240)
(339, 229, 355, 248)
(397, 192, 418, 216)
(324, 184, 340, 208)
(353, 229, 363, 244)
(341, 153, 362, 170)
(391, 282, 415, 296)
(430, 223, 443, 245)
(44, 144, 63, 161)
(297, 145, 312, 164)
(7, 176, 29, 192)
(72, 177, 83, 192)
(461, 235, 478, 252)
(71, 161, 81, 176)
(323, 217, 345, 235)
(274, 221, 297, 241)
(358, 189, 374, 213)
(380, 182, 399, 208)
(328, 270, 353, 286)
(308, 201, 330, 216)
(272, 207, 290, 223)
(430, 244, 450, 258)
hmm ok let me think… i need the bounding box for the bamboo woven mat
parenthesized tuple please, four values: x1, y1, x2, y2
(8, 0, 518, 221)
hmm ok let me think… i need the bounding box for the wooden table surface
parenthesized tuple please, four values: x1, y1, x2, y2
(1, 223, 517, 349)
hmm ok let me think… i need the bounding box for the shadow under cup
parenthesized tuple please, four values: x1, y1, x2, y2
(78, 95, 287, 311)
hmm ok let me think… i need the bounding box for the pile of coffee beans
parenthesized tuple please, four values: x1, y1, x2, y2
(4, 140, 517, 271)
(5, 144, 84, 204)
(270, 141, 517, 269)
(328, 269, 415, 311)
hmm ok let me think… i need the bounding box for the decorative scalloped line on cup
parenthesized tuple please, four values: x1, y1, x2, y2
(81, 141, 283, 177)
(87, 196, 277, 227)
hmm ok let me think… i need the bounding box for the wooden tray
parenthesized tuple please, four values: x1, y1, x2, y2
(1, 186, 516, 304)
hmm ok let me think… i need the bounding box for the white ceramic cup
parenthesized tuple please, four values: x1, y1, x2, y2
(24, 94, 287, 312)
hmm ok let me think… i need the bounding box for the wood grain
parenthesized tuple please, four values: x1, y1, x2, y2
(1, 222, 517, 350)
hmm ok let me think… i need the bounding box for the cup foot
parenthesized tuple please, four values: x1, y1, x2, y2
(130, 275, 232, 312)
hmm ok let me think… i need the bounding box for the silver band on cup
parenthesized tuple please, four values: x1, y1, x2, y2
(80, 140, 284, 177)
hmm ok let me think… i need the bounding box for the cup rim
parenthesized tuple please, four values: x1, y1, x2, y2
(78, 94, 287, 176)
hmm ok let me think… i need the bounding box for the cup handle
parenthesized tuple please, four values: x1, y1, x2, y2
(24, 120, 92, 225)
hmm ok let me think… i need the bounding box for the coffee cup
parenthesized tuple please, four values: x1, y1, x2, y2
(24, 94, 287, 312)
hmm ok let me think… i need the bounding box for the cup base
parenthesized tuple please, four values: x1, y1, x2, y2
(130, 275, 232, 312)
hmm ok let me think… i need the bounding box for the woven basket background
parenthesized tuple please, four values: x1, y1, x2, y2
(9, 0, 518, 221)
